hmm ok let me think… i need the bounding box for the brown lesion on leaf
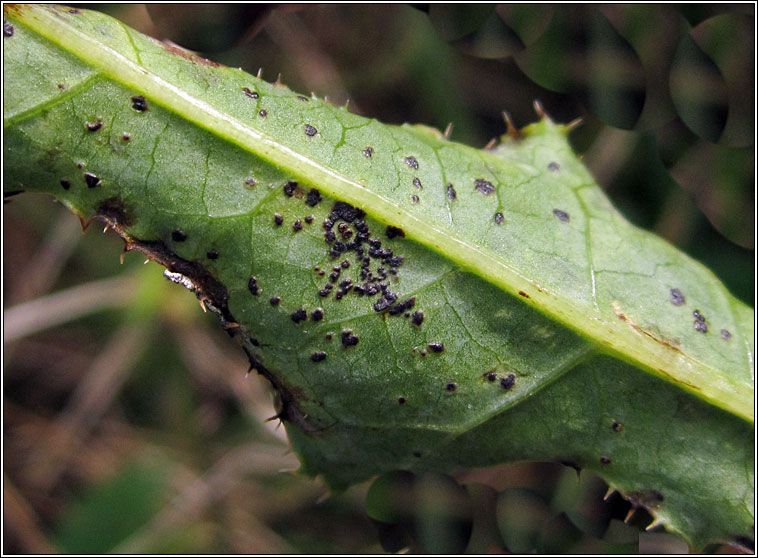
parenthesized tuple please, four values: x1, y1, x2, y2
(144, 35, 224, 68)
(612, 301, 683, 353)
(91, 197, 318, 433)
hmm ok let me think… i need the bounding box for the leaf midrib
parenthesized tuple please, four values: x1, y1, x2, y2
(7, 4, 752, 422)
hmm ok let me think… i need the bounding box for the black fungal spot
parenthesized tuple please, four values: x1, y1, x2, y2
(311, 308, 324, 321)
(122, 133, 131, 141)
(310, 351, 327, 362)
(600, 456, 612, 464)
(270, 296, 281, 306)
(274, 214, 284, 226)
(612, 421, 622, 432)
(330, 201, 365, 223)
(669, 288, 685, 306)
(548, 161, 560, 172)
(428, 343, 444, 353)
(494, 212, 504, 225)
(258, 109, 267, 118)
(292, 219, 303, 232)
(84, 172, 101, 188)
(4, 21, 14, 37)
(411, 195, 419, 204)
(445, 382, 457, 392)
(305, 215, 314, 224)
(291, 308, 307, 323)
(298, 95, 309, 102)
(325, 333, 333, 341)
(131, 95, 148, 112)
(306, 188, 322, 207)
(341, 260, 350, 269)
(404, 156, 419, 169)
(373, 297, 393, 313)
(389, 297, 416, 316)
(341, 330, 359, 348)
(283, 181, 298, 197)
(721, 329, 732, 340)
(397, 397, 406, 404)
(363, 147, 373, 158)
(386, 226, 405, 239)
(247, 276, 260, 295)
(171, 229, 187, 242)
(500, 373, 516, 390)
(553, 209, 570, 222)
(206, 250, 219, 259)
(411, 311, 424, 326)
(447, 183, 457, 201)
(474, 178, 495, 195)
(413, 451, 422, 458)
(486, 371, 498, 382)
(86, 119, 102, 132)
(76, 162, 84, 169)
(304, 124, 318, 136)
(242, 87, 259, 99)
(60, 179, 71, 190)
(413, 177, 422, 190)
(693, 309, 707, 333)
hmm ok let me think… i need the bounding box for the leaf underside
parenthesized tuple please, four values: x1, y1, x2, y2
(3, 5, 754, 550)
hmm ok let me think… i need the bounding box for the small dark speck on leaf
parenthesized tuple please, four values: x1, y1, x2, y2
(283, 181, 298, 197)
(84, 172, 101, 188)
(411, 311, 424, 326)
(405, 156, 419, 169)
(298, 95, 309, 102)
(553, 209, 570, 222)
(386, 226, 405, 239)
(242, 87, 259, 99)
(363, 147, 373, 158)
(600, 456, 611, 464)
(305, 215, 314, 224)
(171, 229, 187, 242)
(122, 133, 131, 141)
(428, 343, 444, 353)
(413, 177, 422, 190)
(60, 179, 71, 190)
(500, 373, 516, 390)
(693, 309, 706, 322)
(310, 351, 327, 362)
(341, 330, 360, 348)
(612, 421, 622, 432)
(131, 95, 148, 112)
(518, 291, 529, 298)
(397, 397, 406, 404)
(259, 109, 267, 118)
(248, 276, 260, 295)
(445, 382, 457, 392)
(411, 194, 419, 204)
(548, 161, 560, 172)
(311, 308, 324, 321)
(270, 296, 281, 306)
(475, 179, 495, 195)
(206, 250, 219, 259)
(721, 329, 732, 340)
(694, 320, 708, 333)
(486, 371, 498, 382)
(325, 333, 333, 341)
(245, 178, 256, 188)
(447, 183, 457, 201)
(4, 21, 14, 37)
(306, 188, 322, 207)
(292, 219, 303, 232)
(77, 162, 84, 169)
(669, 288, 685, 305)
(274, 214, 284, 226)
(86, 120, 102, 132)
(413, 451, 422, 458)
(304, 124, 318, 136)
(291, 308, 307, 323)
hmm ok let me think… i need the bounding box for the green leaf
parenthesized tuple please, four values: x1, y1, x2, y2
(3, 5, 753, 550)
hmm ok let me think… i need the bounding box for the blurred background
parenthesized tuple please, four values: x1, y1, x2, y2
(3, 4, 754, 554)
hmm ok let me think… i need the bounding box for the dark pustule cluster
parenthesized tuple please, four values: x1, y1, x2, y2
(721, 329, 731, 340)
(428, 343, 444, 353)
(411, 311, 424, 326)
(171, 229, 187, 242)
(317, 202, 418, 318)
(475, 178, 495, 195)
(693, 309, 707, 333)
(500, 373, 516, 390)
(341, 330, 359, 348)
(291, 308, 307, 323)
(306, 188, 322, 207)
(4, 21, 14, 37)
(84, 172, 101, 188)
(494, 212, 504, 225)
(553, 209, 570, 222)
(363, 147, 374, 158)
(548, 161, 560, 172)
(304, 124, 318, 136)
(131, 95, 148, 112)
(283, 181, 298, 197)
(206, 250, 219, 260)
(274, 213, 284, 226)
(310, 351, 327, 362)
(247, 276, 260, 295)
(669, 288, 685, 305)
(447, 183, 457, 201)
(404, 156, 419, 169)
(60, 179, 71, 190)
(258, 109, 267, 118)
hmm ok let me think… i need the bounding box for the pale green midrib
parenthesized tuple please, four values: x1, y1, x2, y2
(9, 6, 752, 423)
